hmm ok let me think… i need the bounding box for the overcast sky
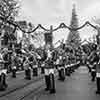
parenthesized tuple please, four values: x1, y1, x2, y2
(17, 0, 100, 43)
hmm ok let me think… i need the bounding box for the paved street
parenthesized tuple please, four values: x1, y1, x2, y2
(0, 69, 57, 100)
(23, 66, 100, 100)
(0, 0, 100, 100)
(0, 68, 43, 97)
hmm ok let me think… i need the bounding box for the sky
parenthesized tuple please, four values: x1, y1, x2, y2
(17, 0, 100, 44)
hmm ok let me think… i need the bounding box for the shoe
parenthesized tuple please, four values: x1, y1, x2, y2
(58, 78, 61, 80)
(91, 79, 95, 82)
(45, 88, 49, 91)
(96, 91, 100, 94)
(50, 89, 56, 94)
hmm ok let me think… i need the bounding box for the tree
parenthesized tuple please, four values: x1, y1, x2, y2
(0, 0, 20, 21)
(67, 4, 81, 48)
(0, 0, 20, 37)
(0, 0, 20, 50)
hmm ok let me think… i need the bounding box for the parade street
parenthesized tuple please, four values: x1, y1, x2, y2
(23, 66, 100, 100)
(1, 0, 100, 100)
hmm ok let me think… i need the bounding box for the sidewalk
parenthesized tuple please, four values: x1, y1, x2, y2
(0, 68, 44, 97)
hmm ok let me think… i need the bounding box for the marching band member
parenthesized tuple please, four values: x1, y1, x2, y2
(44, 49, 56, 94)
(0, 72, 8, 91)
(91, 62, 96, 81)
(41, 61, 45, 74)
(86, 59, 91, 73)
(57, 55, 65, 81)
(24, 57, 31, 80)
(0, 54, 8, 91)
(96, 51, 100, 94)
(11, 52, 17, 78)
(65, 54, 71, 76)
(32, 55, 38, 77)
(89, 51, 98, 82)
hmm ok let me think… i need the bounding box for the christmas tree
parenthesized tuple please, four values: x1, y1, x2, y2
(67, 4, 81, 48)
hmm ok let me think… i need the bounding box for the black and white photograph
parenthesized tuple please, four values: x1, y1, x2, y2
(0, 0, 100, 100)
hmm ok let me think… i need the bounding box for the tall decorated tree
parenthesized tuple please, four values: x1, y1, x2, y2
(67, 4, 81, 48)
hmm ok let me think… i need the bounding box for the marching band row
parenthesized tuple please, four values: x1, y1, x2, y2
(0, 47, 80, 92)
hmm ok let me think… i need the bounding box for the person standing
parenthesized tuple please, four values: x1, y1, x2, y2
(11, 52, 17, 78)
(91, 62, 96, 81)
(24, 57, 31, 80)
(2, 51, 9, 71)
(44, 49, 56, 94)
(96, 51, 100, 94)
(57, 55, 65, 81)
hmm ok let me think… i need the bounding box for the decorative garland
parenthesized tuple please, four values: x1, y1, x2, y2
(0, 16, 98, 34)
